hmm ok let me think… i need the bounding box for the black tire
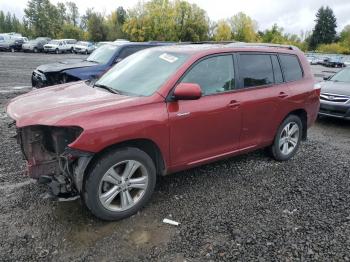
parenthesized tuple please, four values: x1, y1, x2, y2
(85, 50, 88, 55)
(10, 47, 15, 53)
(84, 147, 157, 221)
(33, 47, 38, 53)
(270, 115, 303, 161)
(55, 49, 59, 54)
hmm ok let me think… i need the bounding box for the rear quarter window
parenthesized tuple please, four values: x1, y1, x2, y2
(279, 54, 303, 82)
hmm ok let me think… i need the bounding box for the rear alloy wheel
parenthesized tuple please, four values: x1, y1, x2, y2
(10, 47, 15, 53)
(33, 47, 38, 53)
(270, 115, 302, 161)
(84, 147, 156, 221)
(55, 49, 59, 54)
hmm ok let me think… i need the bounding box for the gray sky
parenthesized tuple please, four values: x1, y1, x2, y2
(1, 0, 350, 35)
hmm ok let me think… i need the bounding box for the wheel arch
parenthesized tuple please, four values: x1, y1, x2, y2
(84, 138, 166, 181)
(284, 108, 308, 140)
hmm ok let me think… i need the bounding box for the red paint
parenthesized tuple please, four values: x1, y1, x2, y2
(7, 46, 319, 174)
(173, 83, 202, 100)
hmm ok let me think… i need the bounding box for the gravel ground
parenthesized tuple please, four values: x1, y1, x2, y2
(0, 52, 350, 261)
(0, 52, 87, 90)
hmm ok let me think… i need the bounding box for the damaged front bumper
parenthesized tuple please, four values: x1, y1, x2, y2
(16, 125, 93, 197)
(31, 70, 80, 88)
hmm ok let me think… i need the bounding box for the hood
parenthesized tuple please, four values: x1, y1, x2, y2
(36, 59, 98, 73)
(320, 81, 350, 96)
(6, 81, 141, 127)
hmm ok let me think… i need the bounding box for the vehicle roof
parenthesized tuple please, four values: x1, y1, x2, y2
(107, 41, 171, 47)
(149, 44, 303, 56)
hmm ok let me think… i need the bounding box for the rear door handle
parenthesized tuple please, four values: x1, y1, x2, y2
(278, 92, 288, 98)
(228, 100, 240, 108)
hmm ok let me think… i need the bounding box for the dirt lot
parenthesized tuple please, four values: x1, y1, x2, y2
(0, 52, 350, 261)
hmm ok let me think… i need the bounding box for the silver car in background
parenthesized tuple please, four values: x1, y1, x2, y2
(318, 68, 350, 120)
(73, 41, 95, 54)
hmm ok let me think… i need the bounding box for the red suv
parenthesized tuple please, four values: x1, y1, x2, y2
(6, 44, 320, 220)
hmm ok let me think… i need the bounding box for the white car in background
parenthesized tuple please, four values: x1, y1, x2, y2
(61, 39, 77, 53)
(44, 40, 70, 54)
(73, 41, 95, 54)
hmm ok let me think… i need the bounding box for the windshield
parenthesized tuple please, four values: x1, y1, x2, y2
(77, 41, 88, 46)
(330, 68, 350, 83)
(29, 40, 38, 44)
(87, 44, 118, 64)
(95, 49, 189, 96)
(49, 40, 59, 45)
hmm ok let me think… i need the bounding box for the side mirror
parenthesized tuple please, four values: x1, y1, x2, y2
(173, 83, 202, 100)
(323, 76, 330, 81)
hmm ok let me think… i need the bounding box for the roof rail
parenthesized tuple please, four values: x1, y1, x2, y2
(227, 42, 300, 50)
(176, 41, 237, 45)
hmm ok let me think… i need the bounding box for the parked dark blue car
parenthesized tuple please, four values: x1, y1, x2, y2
(31, 42, 167, 88)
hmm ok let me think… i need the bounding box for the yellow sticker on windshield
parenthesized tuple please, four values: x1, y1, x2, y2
(159, 53, 178, 63)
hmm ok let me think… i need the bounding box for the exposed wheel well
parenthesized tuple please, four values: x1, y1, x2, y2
(287, 109, 308, 140)
(85, 139, 166, 178)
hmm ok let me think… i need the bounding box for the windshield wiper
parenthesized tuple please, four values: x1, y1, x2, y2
(93, 83, 120, 94)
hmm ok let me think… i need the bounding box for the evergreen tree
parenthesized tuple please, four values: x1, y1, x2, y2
(309, 6, 337, 50)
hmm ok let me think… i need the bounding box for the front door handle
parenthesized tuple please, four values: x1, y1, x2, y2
(278, 92, 288, 98)
(228, 100, 240, 108)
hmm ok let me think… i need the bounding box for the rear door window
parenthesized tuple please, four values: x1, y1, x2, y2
(279, 54, 303, 82)
(238, 54, 274, 88)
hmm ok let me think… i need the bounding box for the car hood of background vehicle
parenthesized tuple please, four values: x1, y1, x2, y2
(321, 81, 350, 96)
(36, 59, 98, 73)
(7, 81, 140, 127)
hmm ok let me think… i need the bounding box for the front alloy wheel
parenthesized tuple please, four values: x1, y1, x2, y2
(99, 160, 149, 212)
(84, 147, 156, 221)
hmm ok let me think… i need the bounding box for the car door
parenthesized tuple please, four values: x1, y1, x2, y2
(167, 54, 242, 167)
(232, 53, 287, 148)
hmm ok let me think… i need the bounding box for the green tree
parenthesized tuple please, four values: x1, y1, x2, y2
(24, 0, 63, 37)
(309, 6, 337, 50)
(80, 8, 94, 31)
(66, 1, 79, 26)
(106, 7, 127, 40)
(87, 12, 108, 41)
(123, 2, 148, 41)
(0, 11, 4, 32)
(174, 0, 209, 41)
(59, 23, 83, 39)
(229, 12, 257, 42)
(56, 2, 67, 24)
(123, 0, 209, 42)
(260, 24, 285, 43)
(214, 20, 231, 41)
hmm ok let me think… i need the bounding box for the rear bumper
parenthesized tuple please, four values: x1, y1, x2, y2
(319, 101, 350, 119)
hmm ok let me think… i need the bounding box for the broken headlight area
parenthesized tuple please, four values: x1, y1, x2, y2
(52, 72, 80, 84)
(40, 72, 81, 87)
(16, 125, 93, 197)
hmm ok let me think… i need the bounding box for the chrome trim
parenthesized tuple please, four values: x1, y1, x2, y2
(177, 112, 191, 116)
(320, 93, 350, 104)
